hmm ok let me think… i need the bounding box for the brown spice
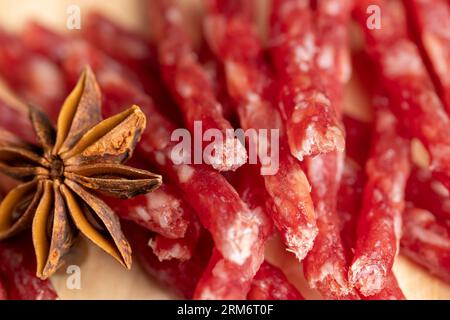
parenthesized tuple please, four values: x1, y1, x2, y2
(0, 66, 162, 279)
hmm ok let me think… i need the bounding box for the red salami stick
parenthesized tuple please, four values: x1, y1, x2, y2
(406, 167, 450, 228)
(0, 28, 67, 121)
(193, 165, 272, 300)
(301, 0, 357, 299)
(268, 0, 345, 161)
(340, 115, 406, 299)
(204, 1, 318, 261)
(0, 235, 57, 300)
(19, 25, 262, 266)
(151, 0, 247, 172)
(303, 151, 359, 299)
(349, 103, 411, 296)
(353, 0, 450, 191)
(404, 0, 450, 113)
(339, 156, 406, 300)
(247, 261, 304, 300)
(401, 206, 450, 282)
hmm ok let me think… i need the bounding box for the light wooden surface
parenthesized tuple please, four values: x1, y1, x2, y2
(0, 0, 449, 300)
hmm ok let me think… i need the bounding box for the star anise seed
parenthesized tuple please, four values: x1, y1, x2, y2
(0, 66, 162, 279)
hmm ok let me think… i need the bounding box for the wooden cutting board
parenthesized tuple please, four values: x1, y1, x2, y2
(0, 0, 449, 300)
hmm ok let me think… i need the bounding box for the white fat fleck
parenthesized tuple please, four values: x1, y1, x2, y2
(296, 124, 315, 160)
(376, 109, 396, 132)
(339, 51, 352, 83)
(390, 180, 404, 203)
(225, 212, 259, 265)
(323, 0, 342, 16)
(135, 206, 150, 222)
(294, 33, 316, 71)
(383, 41, 424, 77)
(373, 188, 384, 202)
(315, 92, 331, 106)
(154, 151, 166, 166)
(247, 92, 259, 102)
(424, 33, 449, 77)
(393, 213, 402, 250)
(431, 181, 449, 197)
(150, 241, 189, 262)
(177, 164, 194, 183)
(176, 81, 194, 98)
(317, 46, 334, 71)
(411, 224, 450, 249)
(166, 7, 182, 24)
(226, 61, 248, 95)
(295, 124, 343, 160)
(31, 58, 64, 98)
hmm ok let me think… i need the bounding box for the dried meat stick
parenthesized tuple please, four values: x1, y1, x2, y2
(299, 0, 357, 299)
(19, 26, 262, 267)
(268, 0, 345, 161)
(0, 235, 57, 300)
(303, 151, 359, 299)
(193, 166, 272, 300)
(404, 0, 450, 113)
(406, 167, 450, 228)
(247, 261, 304, 300)
(338, 158, 406, 300)
(349, 104, 411, 296)
(0, 28, 67, 121)
(204, 0, 318, 261)
(339, 116, 406, 300)
(401, 206, 450, 282)
(123, 220, 212, 298)
(151, 0, 247, 172)
(340, 108, 409, 297)
(338, 117, 405, 299)
(353, 0, 450, 191)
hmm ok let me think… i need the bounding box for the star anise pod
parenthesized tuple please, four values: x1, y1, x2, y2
(0, 66, 162, 279)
